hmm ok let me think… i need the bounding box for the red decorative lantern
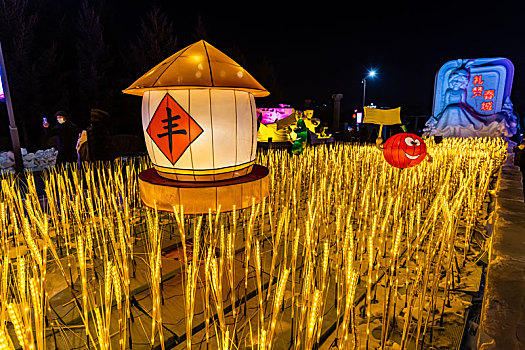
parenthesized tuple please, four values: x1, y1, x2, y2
(383, 133, 427, 168)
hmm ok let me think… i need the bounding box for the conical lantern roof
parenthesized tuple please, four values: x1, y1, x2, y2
(123, 40, 269, 97)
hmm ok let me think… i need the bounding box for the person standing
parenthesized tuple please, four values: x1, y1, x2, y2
(43, 111, 81, 164)
(513, 140, 525, 202)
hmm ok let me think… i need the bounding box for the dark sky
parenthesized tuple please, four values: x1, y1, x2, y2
(6, 1, 525, 118)
(2, 0, 523, 149)
(109, 1, 525, 116)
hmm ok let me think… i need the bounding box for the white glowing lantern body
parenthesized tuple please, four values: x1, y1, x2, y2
(142, 88, 258, 182)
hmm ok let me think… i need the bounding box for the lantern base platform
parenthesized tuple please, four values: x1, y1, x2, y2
(138, 165, 269, 214)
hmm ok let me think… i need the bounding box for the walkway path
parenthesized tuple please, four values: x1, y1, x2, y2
(478, 144, 525, 349)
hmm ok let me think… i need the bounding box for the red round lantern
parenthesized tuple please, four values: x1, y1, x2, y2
(383, 133, 427, 168)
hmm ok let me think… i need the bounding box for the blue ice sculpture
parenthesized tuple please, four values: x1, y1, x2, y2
(424, 58, 517, 138)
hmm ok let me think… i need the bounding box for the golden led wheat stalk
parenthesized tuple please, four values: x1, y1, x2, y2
(0, 137, 506, 349)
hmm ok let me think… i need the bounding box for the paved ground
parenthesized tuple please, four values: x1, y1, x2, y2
(478, 145, 525, 349)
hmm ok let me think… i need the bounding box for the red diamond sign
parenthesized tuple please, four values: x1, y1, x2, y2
(146, 93, 203, 165)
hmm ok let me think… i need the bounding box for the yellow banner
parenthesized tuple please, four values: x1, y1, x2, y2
(363, 107, 401, 125)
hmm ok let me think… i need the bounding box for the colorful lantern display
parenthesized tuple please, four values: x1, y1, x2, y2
(383, 133, 427, 168)
(363, 107, 406, 144)
(0, 70, 5, 102)
(139, 89, 258, 181)
(124, 40, 269, 182)
(424, 57, 517, 138)
(258, 105, 294, 124)
(291, 118, 307, 155)
(363, 107, 402, 126)
(124, 40, 270, 213)
(257, 109, 319, 143)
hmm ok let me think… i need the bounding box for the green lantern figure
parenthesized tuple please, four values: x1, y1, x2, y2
(291, 118, 308, 155)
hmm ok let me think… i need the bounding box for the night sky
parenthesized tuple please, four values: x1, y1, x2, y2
(1, 0, 524, 148)
(126, 1, 524, 115)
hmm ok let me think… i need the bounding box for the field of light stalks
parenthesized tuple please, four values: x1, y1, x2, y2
(0, 137, 507, 349)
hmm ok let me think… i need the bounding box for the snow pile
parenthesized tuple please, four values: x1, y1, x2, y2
(0, 148, 58, 172)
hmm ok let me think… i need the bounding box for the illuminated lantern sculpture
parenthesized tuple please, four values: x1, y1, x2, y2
(362, 107, 407, 144)
(424, 57, 517, 138)
(383, 133, 427, 168)
(124, 40, 270, 213)
(291, 118, 307, 155)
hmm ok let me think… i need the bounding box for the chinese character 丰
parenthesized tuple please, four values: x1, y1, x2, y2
(157, 106, 187, 153)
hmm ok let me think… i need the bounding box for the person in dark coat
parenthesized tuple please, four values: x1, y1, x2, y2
(86, 108, 115, 161)
(513, 140, 525, 202)
(43, 111, 81, 164)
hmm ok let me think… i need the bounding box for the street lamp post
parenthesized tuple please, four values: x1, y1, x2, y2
(0, 41, 23, 173)
(361, 69, 376, 108)
(362, 78, 367, 108)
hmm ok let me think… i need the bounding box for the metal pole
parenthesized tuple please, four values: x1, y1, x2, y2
(362, 78, 367, 108)
(0, 41, 23, 173)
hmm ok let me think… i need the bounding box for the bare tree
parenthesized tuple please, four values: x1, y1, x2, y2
(191, 14, 207, 42)
(128, 5, 178, 75)
(255, 57, 284, 106)
(0, 0, 38, 147)
(76, 0, 112, 117)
